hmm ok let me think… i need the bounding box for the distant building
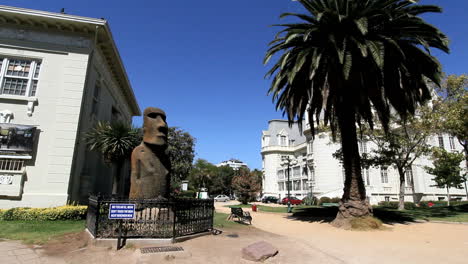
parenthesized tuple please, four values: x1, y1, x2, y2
(261, 119, 467, 204)
(216, 159, 248, 170)
(0, 5, 140, 208)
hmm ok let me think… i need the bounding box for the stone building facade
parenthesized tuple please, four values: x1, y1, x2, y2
(261, 119, 467, 204)
(0, 6, 140, 208)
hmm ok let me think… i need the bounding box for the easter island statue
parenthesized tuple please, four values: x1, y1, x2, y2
(129, 107, 171, 199)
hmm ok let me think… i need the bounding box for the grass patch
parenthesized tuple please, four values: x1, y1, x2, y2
(226, 204, 319, 213)
(374, 204, 468, 223)
(0, 220, 85, 244)
(350, 216, 383, 230)
(214, 212, 248, 229)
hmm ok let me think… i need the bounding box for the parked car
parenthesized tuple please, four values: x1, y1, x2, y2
(214, 194, 230, 202)
(281, 196, 302, 205)
(261, 196, 279, 204)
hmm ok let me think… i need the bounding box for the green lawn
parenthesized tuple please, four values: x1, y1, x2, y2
(225, 203, 468, 223)
(226, 204, 319, 213)
(373, 204, 468, 223)
(0, 220, 85, 244)
(213, 212, 249, 229)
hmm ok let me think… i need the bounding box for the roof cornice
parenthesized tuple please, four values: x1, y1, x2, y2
(0, 5, 141, 116)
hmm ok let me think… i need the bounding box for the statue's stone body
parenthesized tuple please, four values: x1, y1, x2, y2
(129, 107, 170, 199)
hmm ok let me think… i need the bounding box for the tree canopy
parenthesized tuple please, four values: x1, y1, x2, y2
(265, 0, 449, 226)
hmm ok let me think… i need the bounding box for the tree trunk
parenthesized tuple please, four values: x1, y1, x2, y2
(397, 167, 406, 210)
(332, 105, 372, 228)
(447, 186, 451, 206)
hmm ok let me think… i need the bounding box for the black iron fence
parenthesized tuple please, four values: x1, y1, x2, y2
(86, 195, 214, 239)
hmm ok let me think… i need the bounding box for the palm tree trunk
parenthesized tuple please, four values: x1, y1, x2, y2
(397, 167, 406, 210)
(332, 106, 372, 227)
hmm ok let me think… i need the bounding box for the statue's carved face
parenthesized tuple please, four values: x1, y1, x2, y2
(143, 107, 167, 146)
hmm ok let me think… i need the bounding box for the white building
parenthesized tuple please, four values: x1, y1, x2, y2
(261, 119, 467, 204)
(216, 159, 248, 170)
(0, 6, 140, 208)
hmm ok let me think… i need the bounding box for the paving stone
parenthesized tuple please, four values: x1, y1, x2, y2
(17, 253, 39, 261)
(0, 256, 21, 264)
(13, 248, 35, 255)
(241, 241, 278, 262)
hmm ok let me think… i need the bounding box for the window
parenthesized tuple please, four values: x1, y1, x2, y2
(438, 134, 444, 149)
(308, 140, 314, 154)
(280, 135, 287, 146)
(293, 180, 300, 191)
(302, 179, 308, 190)
(292, 166, 300, 178)
(91, 78, 101, 116)
(363, 168, 370, 185)
(302, 167, 308, 178)
(449, 136, 455, 151)
(0, 57, 41, 97)
(277, 169, 284, 180)
(405, 167, 413, 187)
(385, 196, 390, 202)
(359, 141, 368, 154)
(111, 107, 121, 122)
(341, 164, 346, 182)
(278, 182, 284, 191)
(381, 167, 388, 183)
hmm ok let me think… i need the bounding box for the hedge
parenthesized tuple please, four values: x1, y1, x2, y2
(318, 197, 341, 206)
(0, 205, 87, 221)
(377, 201, 468, 209)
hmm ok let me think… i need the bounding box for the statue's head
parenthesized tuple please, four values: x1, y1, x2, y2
(143, 107, 168, 146)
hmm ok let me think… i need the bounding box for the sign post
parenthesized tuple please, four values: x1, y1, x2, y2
(108, 203, 135, 250)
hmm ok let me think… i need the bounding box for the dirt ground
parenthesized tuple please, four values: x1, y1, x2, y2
(218, 201, 468, 264)
(3, 201, 468, 264)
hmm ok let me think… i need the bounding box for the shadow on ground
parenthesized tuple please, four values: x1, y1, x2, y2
(288, 204, 468, 225)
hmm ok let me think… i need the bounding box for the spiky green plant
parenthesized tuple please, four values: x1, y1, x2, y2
(265, 0, 449, 227)
(84, 121, 140, 195)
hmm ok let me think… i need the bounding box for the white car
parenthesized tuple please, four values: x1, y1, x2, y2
(214, 195, 230, 202)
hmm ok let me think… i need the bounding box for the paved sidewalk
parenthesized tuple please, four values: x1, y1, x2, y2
(0, 240, 65, 264)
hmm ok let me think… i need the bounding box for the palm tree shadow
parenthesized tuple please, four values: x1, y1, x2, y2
(287, 205, 468, 225)
(288, 207, 338, 223)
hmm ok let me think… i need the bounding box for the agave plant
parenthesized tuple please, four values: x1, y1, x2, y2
(265, 0, 449, 227)
(84, 121, 141, 195)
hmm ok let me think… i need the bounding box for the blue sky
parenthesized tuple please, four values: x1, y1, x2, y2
(4, 0, 467, 169)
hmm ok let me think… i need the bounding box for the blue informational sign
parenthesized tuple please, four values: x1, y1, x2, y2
(108, 204, 135, 219)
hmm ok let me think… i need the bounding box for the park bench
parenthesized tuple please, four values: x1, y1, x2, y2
(228, 207, 252, 225)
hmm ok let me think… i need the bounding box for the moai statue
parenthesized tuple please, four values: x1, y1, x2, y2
(129, 107, 171, 199)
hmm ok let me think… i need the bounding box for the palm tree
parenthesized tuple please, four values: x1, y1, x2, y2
(84, 121, 140, 196)
(265, 0, 448, 227)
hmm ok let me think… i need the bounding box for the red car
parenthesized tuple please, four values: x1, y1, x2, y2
(281, 196, 302, 205)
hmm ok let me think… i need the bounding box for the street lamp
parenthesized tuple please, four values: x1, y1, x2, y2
(281, 156, 297, 213)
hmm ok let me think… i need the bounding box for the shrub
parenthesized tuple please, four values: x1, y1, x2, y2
(302, 196, 317, 205)
(377, 201, 417, 210)
(318, 197, 331, 205)
(0, 205, 87, 221)
(176, 190, 196, 198)
(330, 197, 341, 203)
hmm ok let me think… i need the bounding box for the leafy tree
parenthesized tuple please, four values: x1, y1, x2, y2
(363, 115, 432, 210)
(84, 121, 140, 195)
(232, 168, 262, 204)
(189, 159, 218, 191)
(432, 74, 468, 196)
(166, 127, 195, 190)
(425, 149, 466, 206)
(264, 0, 448, 227)
(210, 165, 236, 196)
